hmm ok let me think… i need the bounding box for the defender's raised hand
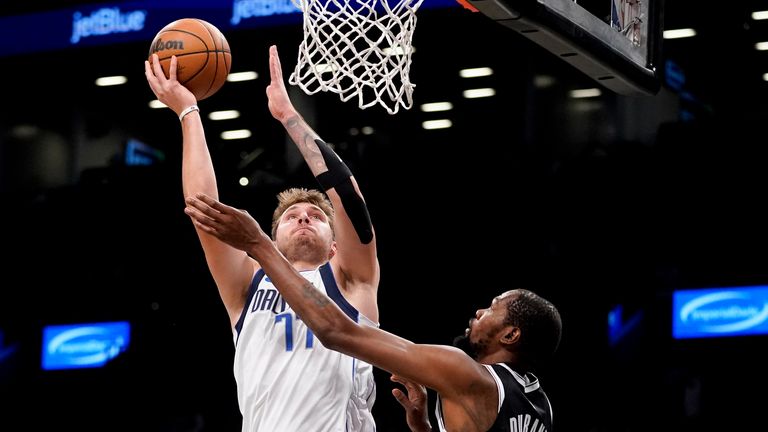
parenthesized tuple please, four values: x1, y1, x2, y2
(184, 193, 269, 252)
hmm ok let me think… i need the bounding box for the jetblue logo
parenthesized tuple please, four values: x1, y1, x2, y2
(71, 7, 147, 44)
(231, 0, 299, 25)
(673, 286, 768, 339)
(42, 321, 130, 370)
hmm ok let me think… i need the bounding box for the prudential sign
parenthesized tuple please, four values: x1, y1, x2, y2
(673, 286, 768, 339)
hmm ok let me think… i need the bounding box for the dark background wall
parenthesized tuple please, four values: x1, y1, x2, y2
(2, 1, 768, 431)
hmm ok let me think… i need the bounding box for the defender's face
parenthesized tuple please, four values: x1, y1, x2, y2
(465, 291, 517, 353)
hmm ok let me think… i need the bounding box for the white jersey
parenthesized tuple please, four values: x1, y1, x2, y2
(232, 262, 377, 432)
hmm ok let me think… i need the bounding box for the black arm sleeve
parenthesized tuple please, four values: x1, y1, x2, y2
(313, 139, 374, 244)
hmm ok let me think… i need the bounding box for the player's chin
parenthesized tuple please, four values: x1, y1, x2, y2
(455, 331, 482, 358)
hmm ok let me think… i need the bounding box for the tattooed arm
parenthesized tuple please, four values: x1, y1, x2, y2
(265, 44, 380, 323)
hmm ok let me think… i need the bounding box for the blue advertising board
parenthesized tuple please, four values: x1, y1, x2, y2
(42, 321, 131, 370)
(0, 0, 457, 57)
(672, 285, 768, 339)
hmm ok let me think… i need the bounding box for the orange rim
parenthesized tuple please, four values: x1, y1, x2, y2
(456, 0, 479, 12)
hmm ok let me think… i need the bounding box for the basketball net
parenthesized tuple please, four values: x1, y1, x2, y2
(289, 0, 424, 115)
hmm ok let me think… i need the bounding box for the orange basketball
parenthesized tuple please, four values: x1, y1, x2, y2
(148, 18, 232, 101)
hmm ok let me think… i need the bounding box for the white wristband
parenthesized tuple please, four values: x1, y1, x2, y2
(179, 105, 200, 122)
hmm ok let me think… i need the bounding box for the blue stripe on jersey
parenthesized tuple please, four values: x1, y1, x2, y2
(319, 262, 359, 322)
(235, 263, 360, 342)
(234, 269, 266, 343)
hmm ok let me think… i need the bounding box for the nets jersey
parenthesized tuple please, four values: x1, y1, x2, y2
(232, 262, 377, 432)
(435, 363, 553, 432)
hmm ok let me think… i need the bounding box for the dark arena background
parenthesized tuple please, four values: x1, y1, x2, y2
(1, 1, 767, 431)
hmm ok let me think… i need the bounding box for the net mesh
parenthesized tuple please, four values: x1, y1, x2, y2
(289, 0, 424, 114)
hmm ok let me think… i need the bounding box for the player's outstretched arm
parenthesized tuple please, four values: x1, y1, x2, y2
(265, 45, 379, 319)
(183, 194, 495, 406)
(145, 56, 253, 326)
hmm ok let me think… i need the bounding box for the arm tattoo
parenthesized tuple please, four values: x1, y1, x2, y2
(301, 281, 331, 307)
(285, 115, 327, 174)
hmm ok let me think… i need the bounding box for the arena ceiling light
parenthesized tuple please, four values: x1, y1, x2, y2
(227, 71, 258, 82)
(221, 129, 252, 140)
(209, 110, 240, 120)
(420, 102, 453, 112)
(459, 67, 493, 78)
(663, 28, 696, 39)
(462, 88, 495, 99)
(422, 119, 452, 130)
(148, 100, 167, 109)
(95, 76, 127, 86)
(569, 88, 602, 98)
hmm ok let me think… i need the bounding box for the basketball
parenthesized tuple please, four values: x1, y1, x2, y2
(148, 18, 232, 101)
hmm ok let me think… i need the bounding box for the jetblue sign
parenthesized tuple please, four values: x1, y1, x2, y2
(672, 286, 768, 339)
(0, 0, 456, 57)
(71, 7, 147, 44)
(231, 0, 299, 25)
(0, 0, 300, 57)
(42, 321, 131, 370)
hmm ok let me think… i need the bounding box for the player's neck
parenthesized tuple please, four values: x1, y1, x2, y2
(478, 351, 517, 367)
(290, 259, 326, 272)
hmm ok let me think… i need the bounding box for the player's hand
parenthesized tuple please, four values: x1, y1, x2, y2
(184, 193, 269, 252)
(391, 374, 432, 432)
(144, 53, 197, 117)
(266, 45, 297, 123)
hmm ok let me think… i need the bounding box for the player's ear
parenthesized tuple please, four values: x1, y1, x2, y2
(328, 241, 338, 260)
(500, 327, 520, 345)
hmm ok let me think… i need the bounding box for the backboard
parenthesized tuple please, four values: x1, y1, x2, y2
(459, 0, 663, 95)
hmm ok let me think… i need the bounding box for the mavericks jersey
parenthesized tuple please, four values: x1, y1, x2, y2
(232, 262, 377, 432)
(435, 363, 553, 432)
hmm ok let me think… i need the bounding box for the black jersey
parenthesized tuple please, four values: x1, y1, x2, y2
(435, 363, 553, 432)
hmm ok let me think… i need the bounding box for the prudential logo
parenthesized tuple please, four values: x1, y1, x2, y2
(42, 321, 130, 370)
(673, 286, 768, 339)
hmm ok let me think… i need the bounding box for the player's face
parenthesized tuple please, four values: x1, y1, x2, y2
(455, 291, 517, 358)
(275, 202, 334, 253)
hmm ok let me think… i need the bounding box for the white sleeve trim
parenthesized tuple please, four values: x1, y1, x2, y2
(483, 364, 505, 414)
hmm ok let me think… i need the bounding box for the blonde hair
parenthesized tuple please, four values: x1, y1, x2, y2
(271, 188, 335, 238)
